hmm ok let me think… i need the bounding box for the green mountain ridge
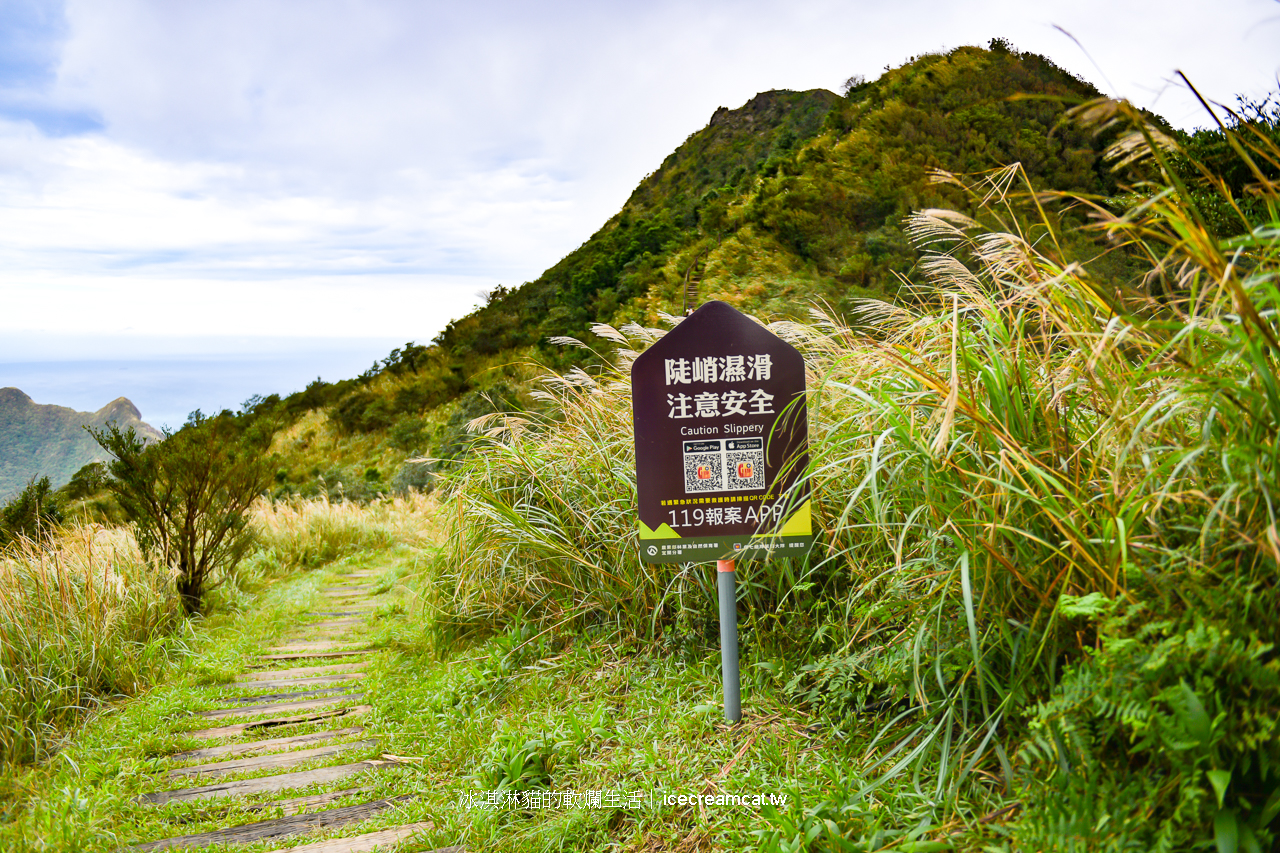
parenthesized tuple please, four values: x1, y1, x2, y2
(245, 43, 1140, 497)
(432, 43, 1121, 367)
(431, 87, 843, 362)
(44, 43, 1188, 499)
(0, 388, 163, 501)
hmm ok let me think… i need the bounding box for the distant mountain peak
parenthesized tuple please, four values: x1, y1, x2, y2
(0, 389, 162, 501)
(0, 387, 34, 404)
(620, 87, 840, 220)
(96, 396, 143, 422)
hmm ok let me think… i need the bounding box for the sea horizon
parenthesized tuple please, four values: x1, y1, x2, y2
(0, 334, 418, 433)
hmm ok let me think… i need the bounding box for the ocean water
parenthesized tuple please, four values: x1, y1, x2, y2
(0, 336, 412, 432)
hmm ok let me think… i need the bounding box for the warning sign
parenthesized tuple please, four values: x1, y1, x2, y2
(631, 301, 812, 563)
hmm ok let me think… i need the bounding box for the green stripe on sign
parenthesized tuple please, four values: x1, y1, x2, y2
(638, 520, 681, 539)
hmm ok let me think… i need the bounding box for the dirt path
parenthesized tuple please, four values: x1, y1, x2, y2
(132, 569, 463, 853)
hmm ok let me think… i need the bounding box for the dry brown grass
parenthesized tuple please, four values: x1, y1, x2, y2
(0, 524, 179, 764)
(248, 491, 442, 574)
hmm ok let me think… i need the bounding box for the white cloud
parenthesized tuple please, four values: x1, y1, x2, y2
(0, 0, 1275, 346)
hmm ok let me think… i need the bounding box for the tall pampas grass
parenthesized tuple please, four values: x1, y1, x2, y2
(0, 525, 178, 765)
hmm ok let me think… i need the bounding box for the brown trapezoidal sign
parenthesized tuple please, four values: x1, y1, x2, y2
(631, 300, 812, 563)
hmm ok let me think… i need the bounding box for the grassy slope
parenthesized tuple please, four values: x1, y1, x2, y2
(0, 527, 997, 853)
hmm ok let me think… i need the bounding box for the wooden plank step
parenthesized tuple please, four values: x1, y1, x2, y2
(225, 671, 363, 691)
(265, 824, 449, 853)
(133, 793, 416, 849)
(267, 641, 366, 652)
(223, 685, 352, 705)
(228, 673, 365, 690)
(198, 693, 364, 720)
(251, 785, 373, 815)
(170, 727, 365, 762)
(259, 651, 375, 662)
(186, 705, 371, 739)
(242, 663, 364, 679)
(307, 619, 363, 628)
(306, 610, 375, 617)
(140, 759, 392, 803)
(167, 739, 378, 779)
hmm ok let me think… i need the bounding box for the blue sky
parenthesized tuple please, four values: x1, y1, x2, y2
(0, 0, 99, 134)
(1, 0, 1278, 422)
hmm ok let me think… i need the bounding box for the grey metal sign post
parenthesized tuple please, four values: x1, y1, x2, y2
(631, 301, 811, 724)
(717, 559, 741, 722)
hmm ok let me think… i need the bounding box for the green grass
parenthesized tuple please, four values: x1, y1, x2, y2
(0, 490, 434, 772)
(0, 548, 358, 851)
(0, 525, 992, 853)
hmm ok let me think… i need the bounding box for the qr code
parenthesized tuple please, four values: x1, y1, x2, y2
(725, 451, 765, 491)
(683, 453, 724, 493)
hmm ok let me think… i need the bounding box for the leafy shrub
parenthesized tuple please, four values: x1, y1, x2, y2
(90, 413, 274, 613)
(390, 459, 436, 494)
(434, 384, 523, 465)
(332, 389, 396, 435)
(62, 462, 108, 501)
(393, 371, 466, 413)
(1017, 594, 1280, 851)
(388, 414, 433, 452)
(0, 476, 63, 549)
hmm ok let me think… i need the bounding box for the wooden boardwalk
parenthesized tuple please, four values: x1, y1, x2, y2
(134, 578, 461, 852)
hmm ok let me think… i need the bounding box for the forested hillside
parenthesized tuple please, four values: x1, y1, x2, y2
(0, 388, 162, 501)
(437, 42, 1120, 360)
(232, 42, 1151, 496)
